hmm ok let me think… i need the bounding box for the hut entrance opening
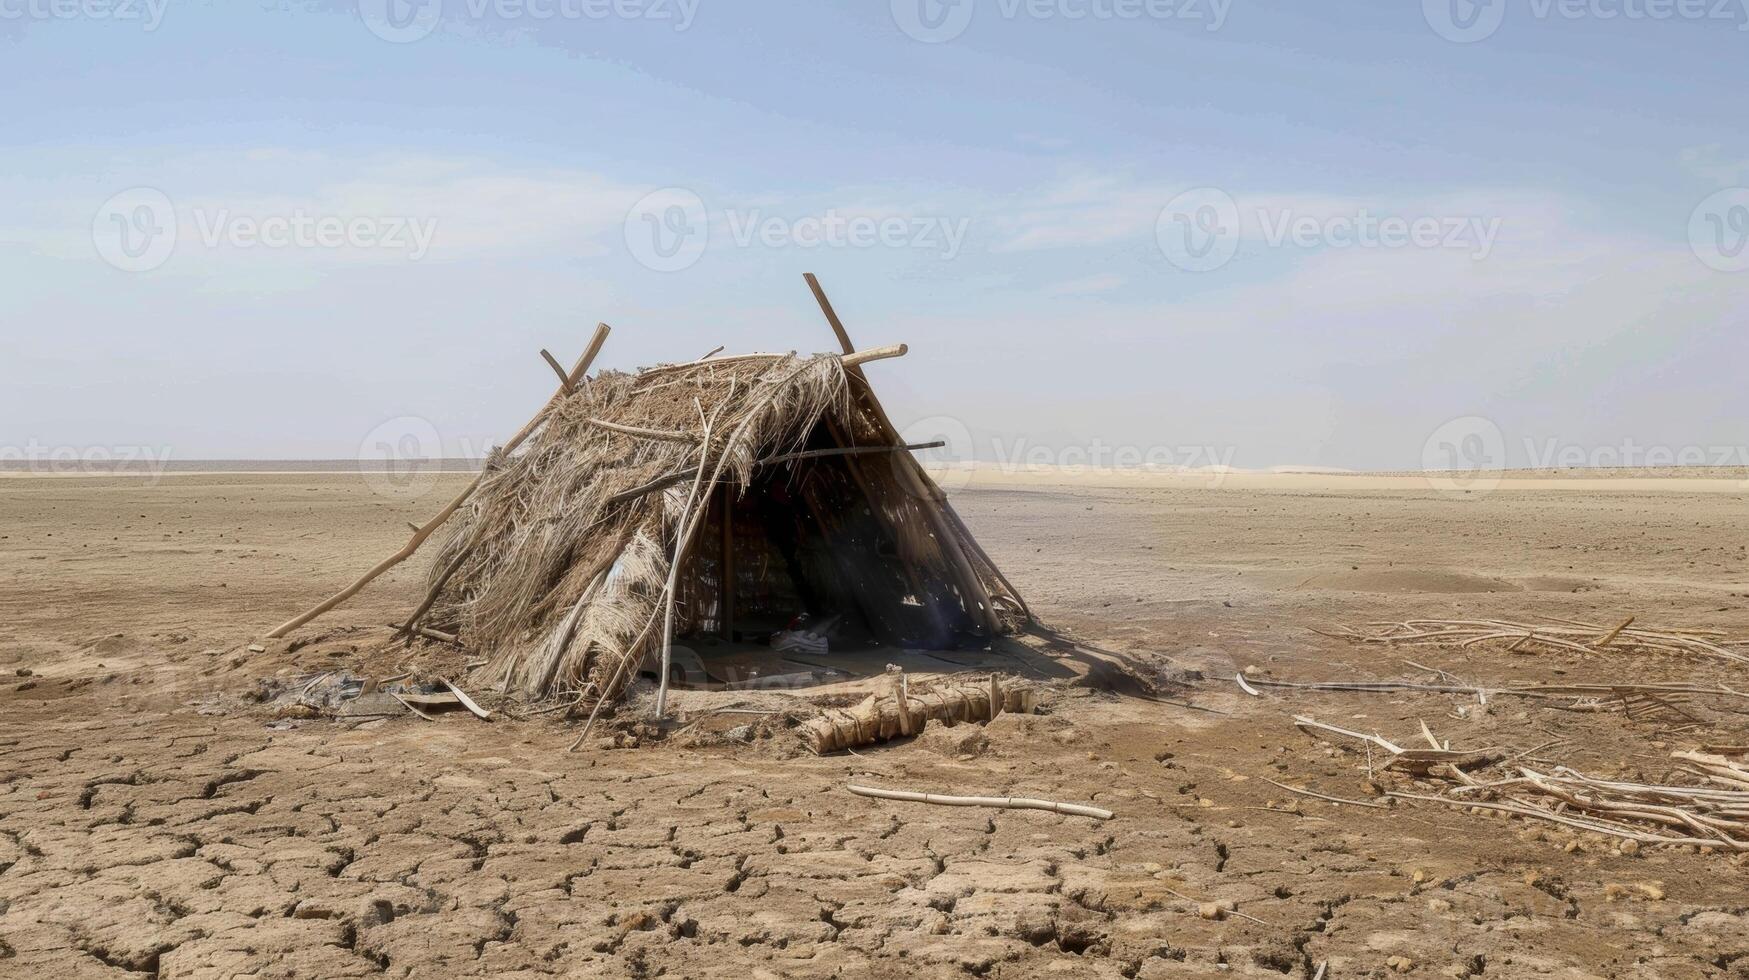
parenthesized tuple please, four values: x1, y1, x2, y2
(665, 421, 985, 687)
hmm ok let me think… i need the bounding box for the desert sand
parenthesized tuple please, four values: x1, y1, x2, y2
(2, 470, 1747, 978)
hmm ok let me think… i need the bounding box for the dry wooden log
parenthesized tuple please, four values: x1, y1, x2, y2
(847, 784, 1112, 820)
(802, 681, 1038, 754)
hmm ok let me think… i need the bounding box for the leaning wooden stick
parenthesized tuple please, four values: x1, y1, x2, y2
(603, 441, 946, 509)
(654, 399, 718, 718)
(847, 784, 1114, 820)
(839, 343, 907, 368)
(1595, 616, 1635, 648)
(265, 322, 612, 639)
(802, 274, 1003, 634)
(539, 349, 575, 393)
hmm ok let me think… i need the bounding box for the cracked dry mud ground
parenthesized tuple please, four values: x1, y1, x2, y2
(3, 473, 1749, 978)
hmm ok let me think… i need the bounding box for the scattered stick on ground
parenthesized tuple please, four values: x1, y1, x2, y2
(1290, 715, 1749, 853)
(1315, 618, 1748, 665)
(441, 678, 493, 721)
(847, 784, 1114, 820)
(1261, 776, 1387, 809)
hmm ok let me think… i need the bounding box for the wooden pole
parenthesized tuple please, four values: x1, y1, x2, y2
(802, 274, 1002, 635)
(806, 275, 1031, 623)
(603, 441, 946, 509)
(894, 670, 913, 736)
(588, 418, 699, 443)
(719, 481, 735, 640)
(265, 322, 612, 639)
(847, 784, 1113, 820)
(655, 400, 718, 718)
(840, 344, 907, 368)
(397, 539, 477, 640)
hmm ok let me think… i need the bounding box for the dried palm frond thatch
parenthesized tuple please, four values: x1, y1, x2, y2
(414, 346, 1021, 712)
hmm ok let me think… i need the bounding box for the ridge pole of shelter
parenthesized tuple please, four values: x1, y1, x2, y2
(800, 273, 1006, 635)
(263, 322, 613, 640)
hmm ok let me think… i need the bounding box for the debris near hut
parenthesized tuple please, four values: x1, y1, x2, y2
(801, 671, 1041, 754)
(1317, 617, 1749, 665)
(1292, 714, 1749, 854)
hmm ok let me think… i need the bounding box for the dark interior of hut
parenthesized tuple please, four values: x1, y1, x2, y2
(658, 421, 991, 690)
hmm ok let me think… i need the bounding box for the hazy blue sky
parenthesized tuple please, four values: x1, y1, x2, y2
(3, 0, 1746, 471)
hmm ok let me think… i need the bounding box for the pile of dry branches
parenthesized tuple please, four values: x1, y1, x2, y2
(1318, 617, 1749, 665)
(1296, 716, 1749, 852)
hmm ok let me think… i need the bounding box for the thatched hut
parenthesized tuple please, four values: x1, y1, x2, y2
(268, 277, 1031, 718)
(416, 342, 1028, 710)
